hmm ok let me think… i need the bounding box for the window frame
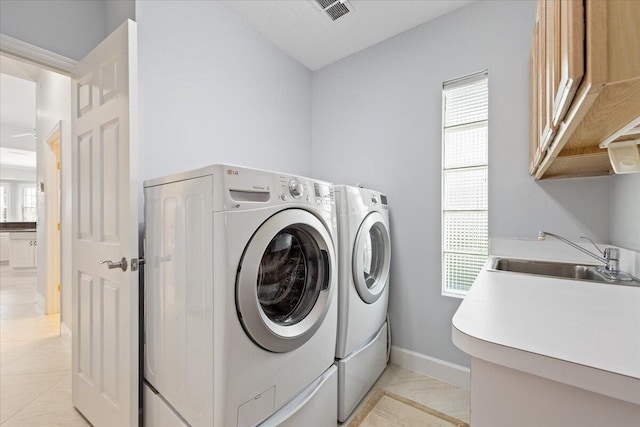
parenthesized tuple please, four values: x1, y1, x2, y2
(441, 70, 489, 298)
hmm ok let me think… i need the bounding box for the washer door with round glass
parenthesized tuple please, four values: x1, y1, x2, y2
(236, 209, 335, 353)
(352, 211, 391, 304)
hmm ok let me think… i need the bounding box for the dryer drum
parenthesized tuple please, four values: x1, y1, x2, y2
(362, 224, 386, 289)
(352, 212, 391, 304)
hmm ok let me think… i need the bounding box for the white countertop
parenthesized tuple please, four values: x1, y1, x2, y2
(452, 239, 640, 405)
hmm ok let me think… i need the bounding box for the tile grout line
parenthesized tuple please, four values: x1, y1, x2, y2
(1, 368, 70, 378)
(0, 374, 65, 426)
(0, 339, 66, 370)
(0, 268, 74, 425)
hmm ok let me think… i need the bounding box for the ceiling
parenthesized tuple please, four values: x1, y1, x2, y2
(1, 72, 36, 130)
(0, 63, 37, 153)
(221, 0, 475, 70)
(0, 147, 36, 169)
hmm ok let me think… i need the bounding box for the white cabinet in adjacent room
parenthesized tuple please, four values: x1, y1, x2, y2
(0, 233, 9, 262)
(9, 232, 37, 268)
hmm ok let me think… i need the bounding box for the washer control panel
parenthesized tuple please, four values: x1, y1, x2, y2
(289, 179, 304, 198)
(214, 165, 335, 214)
(273, 175, 334, 212)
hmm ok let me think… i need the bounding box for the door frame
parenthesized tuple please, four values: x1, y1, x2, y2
(44, 121, 62, 315)
(0, 40, 75, 327)
(0, 34, 77, 75)
(2, 28, 141, 426)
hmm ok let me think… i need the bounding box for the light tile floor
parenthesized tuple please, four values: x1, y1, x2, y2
(1, 264, 469, 426)
(344, 363, 471, 425)
(0, 264, 91, 426)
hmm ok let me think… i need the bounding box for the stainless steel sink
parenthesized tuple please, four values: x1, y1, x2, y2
(488, 257, 640, 287)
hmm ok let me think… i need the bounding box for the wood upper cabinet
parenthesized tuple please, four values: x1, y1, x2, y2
(530, 0, 640, 179)
(529, 2, 542, 174)
(549, 0, 584, 129)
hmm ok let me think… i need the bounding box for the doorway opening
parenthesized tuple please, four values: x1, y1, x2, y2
(0, 54, 70, 330)
(0, 53, 84, 425)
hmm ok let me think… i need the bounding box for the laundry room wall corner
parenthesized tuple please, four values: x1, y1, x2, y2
(310, 0, 608, 369)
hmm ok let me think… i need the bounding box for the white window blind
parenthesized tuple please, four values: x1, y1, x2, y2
(22, 186, 37, 222)
(442, 72, 488, 297)
(0, 186, 7, 222)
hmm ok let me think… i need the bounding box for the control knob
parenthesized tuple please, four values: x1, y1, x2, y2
(289, 179, 304, 198)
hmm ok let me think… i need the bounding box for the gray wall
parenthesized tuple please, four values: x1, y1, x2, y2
(136, 0, 312, 181)
(311, 0, 611, 367)
(610, 174, 640, 251)
(0, 0, 106, 60)
(0, 0, 135, 61)
(105, 0, 135, 35)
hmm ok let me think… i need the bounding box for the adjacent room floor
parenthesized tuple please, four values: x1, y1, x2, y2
(0, 263, 470, 426)
(0, 264, 90, 426)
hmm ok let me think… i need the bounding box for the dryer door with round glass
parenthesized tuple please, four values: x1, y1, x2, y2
(236, 209, 335, 353)
(352, 211, 391, 304)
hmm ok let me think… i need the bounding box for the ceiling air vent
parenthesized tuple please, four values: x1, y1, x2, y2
(313, 0, 352, 21)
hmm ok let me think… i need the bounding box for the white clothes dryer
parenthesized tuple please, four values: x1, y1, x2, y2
(142, 165, 338, 427)
(334, 185, 391, 422)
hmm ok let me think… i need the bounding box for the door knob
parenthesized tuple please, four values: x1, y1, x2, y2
(99, 257, 128, 272)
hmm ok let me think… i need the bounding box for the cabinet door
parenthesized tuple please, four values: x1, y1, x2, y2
(0, 235, 9, 262)
(10, 239, 35, 268)
(530, 0, 547, 173)
(541, 0, 557, 152)
(550, 0, 584, 128)
(530, 8, 541, 175)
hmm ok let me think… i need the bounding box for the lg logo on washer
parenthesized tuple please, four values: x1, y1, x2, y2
(227, 168, 239, 175)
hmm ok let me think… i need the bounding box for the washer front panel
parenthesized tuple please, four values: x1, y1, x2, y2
(236, 209, 335, 353)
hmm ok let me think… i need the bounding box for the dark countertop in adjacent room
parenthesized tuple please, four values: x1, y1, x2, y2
(0, 222, 37, 232)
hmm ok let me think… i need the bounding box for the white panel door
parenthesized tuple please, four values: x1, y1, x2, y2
(71, 20, 139, 427)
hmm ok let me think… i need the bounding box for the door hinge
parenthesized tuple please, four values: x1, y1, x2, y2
(57, 284, 61, 292)
(57, 161, 60, 170)
(57, 222, 61, 231)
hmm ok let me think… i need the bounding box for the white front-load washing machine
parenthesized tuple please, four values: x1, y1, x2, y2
(334, 185, 391, 422)
(143, 165, 339, 427)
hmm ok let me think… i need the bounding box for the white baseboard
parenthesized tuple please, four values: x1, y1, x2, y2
(36, 292, 46, 314)
(390, 345, 470, 390)
(60, 321, 72, 345)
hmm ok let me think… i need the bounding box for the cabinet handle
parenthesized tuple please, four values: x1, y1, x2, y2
(29, 241, 33, 246)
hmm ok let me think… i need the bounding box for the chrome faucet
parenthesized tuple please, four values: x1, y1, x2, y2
(538, 231, 630, 281)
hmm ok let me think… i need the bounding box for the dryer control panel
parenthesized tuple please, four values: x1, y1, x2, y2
(369, 192, 388, 210)
(335, 185, 388, 214)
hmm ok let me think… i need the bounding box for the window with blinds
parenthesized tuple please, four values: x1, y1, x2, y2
(0, 186, 7, 222)
(22, 186, 37, 222)
(442, 71, 488, 297)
